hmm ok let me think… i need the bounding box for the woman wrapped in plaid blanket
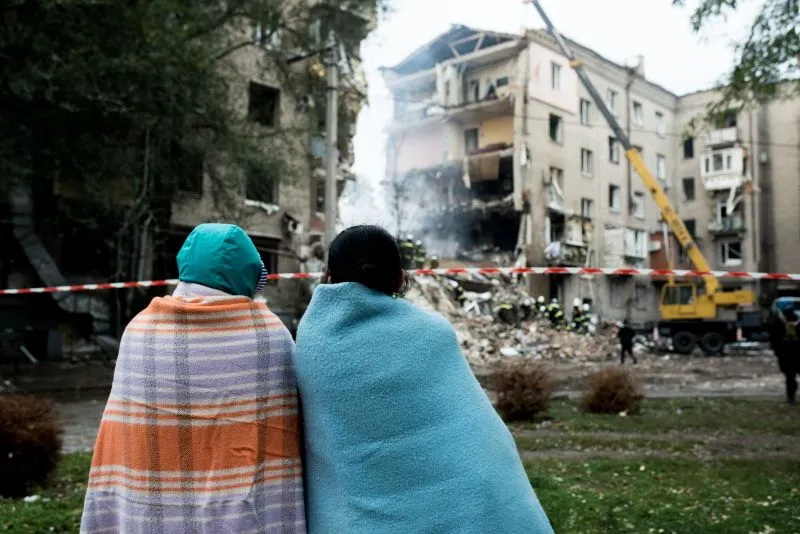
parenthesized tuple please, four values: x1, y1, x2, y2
(81, 223, 305, 533)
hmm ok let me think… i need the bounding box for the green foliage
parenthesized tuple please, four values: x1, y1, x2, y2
(674, 0, 799, 109)
(0, 0, 382, 279)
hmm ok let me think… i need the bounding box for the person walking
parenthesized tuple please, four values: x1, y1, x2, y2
(81, 224, 305, 533)
(294, 225, 553, 534)
(618, 320, 637, 364)
(768, 297, 800, 404)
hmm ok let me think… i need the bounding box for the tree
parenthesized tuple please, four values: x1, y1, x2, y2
(0, 0, 383, 283)
(674, 0, 799, 109)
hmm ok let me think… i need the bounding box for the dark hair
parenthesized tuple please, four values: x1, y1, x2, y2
(327, 225, 409, 297)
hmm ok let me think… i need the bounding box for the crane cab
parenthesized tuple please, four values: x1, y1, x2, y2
(659, 282, 717, 320)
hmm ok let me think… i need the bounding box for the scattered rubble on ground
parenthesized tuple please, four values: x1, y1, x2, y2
(405, 274, 772, 372)
(405, 275, 620, 367)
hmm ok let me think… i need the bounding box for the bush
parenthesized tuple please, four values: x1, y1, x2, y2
(581, 367, 644, 414)
(494, 362, 555, 422)
(0, 395, 63, 498)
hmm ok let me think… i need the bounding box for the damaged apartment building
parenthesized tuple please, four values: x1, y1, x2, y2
(1, 5, 374, 360)
(382, 25, 800, 322)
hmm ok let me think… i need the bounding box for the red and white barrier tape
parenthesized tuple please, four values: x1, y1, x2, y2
(2, 267, 799, 296)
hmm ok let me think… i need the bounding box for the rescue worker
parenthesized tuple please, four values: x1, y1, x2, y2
(569, 298, 582, 332)
(572, 300, 589, 334)
(399, 235, 416, 270)
(430, 255, 440, 270)
(768, 297, 800, 404)
(414, 240, 427, 270)
(452, 282, 467, 308)
(493, 302, 519, 326)
(520, 297, 536, 321)
(617, 320, 637, 365)
(547, 298, 564, 329)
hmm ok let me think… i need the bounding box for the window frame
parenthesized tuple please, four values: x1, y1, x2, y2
(655, 111, 666, 137)
(720, 241, 743, 266)
(551, 62, 562, 91)
(549, 114, 564, 144)
(608, 137, 620, 164)
(631, 191, 645, 219)
(609, 184, 621, 213)
(580, 148, 594, 176)
(632, 101, 644, 127)
(682, 177, 696, 202)
(580, 99, 591, 125)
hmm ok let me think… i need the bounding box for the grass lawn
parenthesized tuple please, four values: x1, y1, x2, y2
(0, 453, 90, 533)
(0, 398, 797, 533)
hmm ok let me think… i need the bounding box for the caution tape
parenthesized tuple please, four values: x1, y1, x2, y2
(1, 267, 799, 296)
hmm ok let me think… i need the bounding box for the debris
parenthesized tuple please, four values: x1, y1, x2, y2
(406, 275, 619, 367)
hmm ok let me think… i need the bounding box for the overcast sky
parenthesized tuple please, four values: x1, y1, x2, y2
(349, 0, 764, 187)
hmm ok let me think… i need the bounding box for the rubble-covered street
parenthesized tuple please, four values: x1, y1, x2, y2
(405, 275, 783, 397)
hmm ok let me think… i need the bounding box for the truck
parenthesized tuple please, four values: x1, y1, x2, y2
(528, 1, 769, 355)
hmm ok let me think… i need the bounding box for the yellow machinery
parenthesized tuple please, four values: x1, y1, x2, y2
(528, 1, 757, 351)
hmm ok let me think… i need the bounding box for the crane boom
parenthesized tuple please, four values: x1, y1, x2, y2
(528, 0, 720, 296)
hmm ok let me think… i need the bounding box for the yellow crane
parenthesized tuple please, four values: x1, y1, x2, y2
(527, 1, 757, 354)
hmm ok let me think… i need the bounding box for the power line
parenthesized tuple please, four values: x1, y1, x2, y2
(367, 93, 800, 150)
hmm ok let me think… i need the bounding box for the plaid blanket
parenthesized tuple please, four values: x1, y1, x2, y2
(81, 284, 305, 533)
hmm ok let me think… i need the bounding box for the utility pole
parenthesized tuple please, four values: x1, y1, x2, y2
(324, 33, 339, 253)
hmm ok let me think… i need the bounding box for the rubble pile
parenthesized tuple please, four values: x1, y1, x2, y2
(405, 275, 620, 368)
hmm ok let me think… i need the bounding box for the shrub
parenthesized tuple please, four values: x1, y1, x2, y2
(581, 367, 644, 414)
(0, 395, 63, 498)
(494, 362, 555, 422)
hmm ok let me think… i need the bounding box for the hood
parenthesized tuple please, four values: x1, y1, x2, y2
(177, 223, 265, 298)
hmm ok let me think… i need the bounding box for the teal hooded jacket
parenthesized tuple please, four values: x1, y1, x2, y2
(176, 223, 265, 298)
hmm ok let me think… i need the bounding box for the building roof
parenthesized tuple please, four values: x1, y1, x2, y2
(382, 25, 519, 76)
(382, 24, 681, 100)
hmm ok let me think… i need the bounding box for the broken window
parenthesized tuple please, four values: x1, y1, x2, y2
(464, 128, 479, 153)
(656, 111, 666, 136)
(608, 137, 620, 164)
(683, 137, 694, 159)
(632, 101, 644, 126)
(720, 241, 742, 266)
(580, 99, 591, 125)
(716, 200, 729, 222)
(684, 218, 696, 238)
(549, 167, 564, 207)
(549, 114, 563, 143)
(609, 184, 621, 212)
(682, 177, 696, 201)
(580, 198, 594, 219)
(246, 169, 278, 205)
(248, 82, 280, 127)
(607, 89, 618, 114)
(631, 191, 645, 219)
(551, 62, 562, 90)
(581, 148, 594, 176)
(496, 76, 510, 87)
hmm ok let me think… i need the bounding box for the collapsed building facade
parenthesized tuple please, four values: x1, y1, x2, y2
(382, 25, 800, 323)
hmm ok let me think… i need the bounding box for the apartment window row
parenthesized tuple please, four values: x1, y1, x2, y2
(629, 98, 666, 136)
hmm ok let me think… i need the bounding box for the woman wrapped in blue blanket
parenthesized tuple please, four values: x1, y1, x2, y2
(295, 225, 553, 534)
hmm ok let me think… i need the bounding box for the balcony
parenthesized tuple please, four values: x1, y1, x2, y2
(709, 217, 746, 236)
(705, 126, 738, 147)
(701, 147, 746, 191)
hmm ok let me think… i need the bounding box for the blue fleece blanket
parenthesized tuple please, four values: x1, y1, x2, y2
(295, 282, 553, 534)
